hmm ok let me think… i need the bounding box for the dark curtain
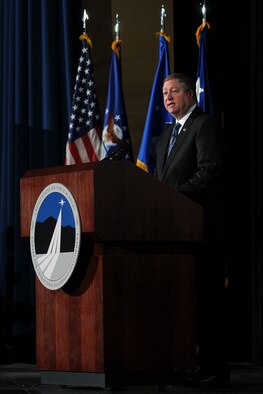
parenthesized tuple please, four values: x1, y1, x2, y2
(173, 0, 263, 363)
(229, 0, 263, 363)
(0, 0, 262, 366)
(0, 0, 81, 363)
(219, 0, 263, 363)
(249, 0, 263, 364)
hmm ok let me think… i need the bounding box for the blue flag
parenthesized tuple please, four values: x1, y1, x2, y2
(136, 33, 173, 174)
(196, 23, 214, 116)
(101, 41, 134, 161)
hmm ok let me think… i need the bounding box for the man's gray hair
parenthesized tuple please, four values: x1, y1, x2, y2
(163, 73, 197, 100)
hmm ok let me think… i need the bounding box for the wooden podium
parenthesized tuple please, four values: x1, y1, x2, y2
(20, 160, 203, 388)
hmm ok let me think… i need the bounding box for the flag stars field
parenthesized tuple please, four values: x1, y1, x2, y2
(65, 30, 102, 164)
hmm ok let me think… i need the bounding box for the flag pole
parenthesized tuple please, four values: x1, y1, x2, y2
(156, 5, 171, 42)
(112, 14, 122, 58)
(201, 1, 207, 24)
(82, 9, 89, 33)
(65, 8, 102, 165)
(136, 5, 172, 173)
(101, 12, 134, 161)
(160, 4, 166, 33)
(196, 1, 210, 47)
(195, 0, 214, 116)
(115, 13, 120, 40)
(79, 9, 93, 48)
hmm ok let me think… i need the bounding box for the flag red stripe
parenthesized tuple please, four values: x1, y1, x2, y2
(67, 142, 82, 164)
(82, 133, 99, 162)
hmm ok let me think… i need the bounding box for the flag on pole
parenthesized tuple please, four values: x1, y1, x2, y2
(65, 32, 102, 165)
(101, 24, 134, 161)
(195, 20, 214, 116)
(136, 31, 173, 174)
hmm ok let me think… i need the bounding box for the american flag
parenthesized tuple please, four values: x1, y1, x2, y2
(65, 33, 102, 165)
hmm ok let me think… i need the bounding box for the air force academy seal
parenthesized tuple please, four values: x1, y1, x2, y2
(30, 183, 81, 290)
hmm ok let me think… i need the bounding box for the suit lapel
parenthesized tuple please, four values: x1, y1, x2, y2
(162, 112, 197, 178)
(158, 124, 173, 178)
(159, 107, 203, 180)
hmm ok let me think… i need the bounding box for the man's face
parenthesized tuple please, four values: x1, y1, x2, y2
(162, 79, 194, 119)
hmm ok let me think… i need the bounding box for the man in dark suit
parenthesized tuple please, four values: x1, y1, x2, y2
(155, 73, 229, 386)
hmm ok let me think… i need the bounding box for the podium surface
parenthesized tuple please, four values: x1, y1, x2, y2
(20, 160, 203, 388)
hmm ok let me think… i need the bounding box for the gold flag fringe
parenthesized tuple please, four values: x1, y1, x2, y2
(155, 31, 171, 43)
(136, 159, 149, 172)
(195, 21, 211, 47)
(79, 32, 93, 48)
(111, 39, 122, 59)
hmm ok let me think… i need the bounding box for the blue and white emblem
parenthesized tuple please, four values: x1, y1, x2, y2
(30, 183, 81, 290)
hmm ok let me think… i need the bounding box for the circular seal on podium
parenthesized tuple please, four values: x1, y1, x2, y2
(30, 183, 81, 290)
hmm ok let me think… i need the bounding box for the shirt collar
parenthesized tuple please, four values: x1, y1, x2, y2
(175, 104, 196, 126)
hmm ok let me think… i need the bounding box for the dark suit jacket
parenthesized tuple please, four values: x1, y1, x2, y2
(155, 106, 225, 242)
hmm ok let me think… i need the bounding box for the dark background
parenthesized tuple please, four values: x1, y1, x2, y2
(0, 0, 262, 366)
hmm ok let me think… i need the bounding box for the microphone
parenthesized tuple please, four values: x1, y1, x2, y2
(102, 146, 128, 161)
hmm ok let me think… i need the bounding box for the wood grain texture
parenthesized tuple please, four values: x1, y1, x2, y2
(20, 161, 203, 242)
(36, 255, 104, 372)
(20, 161, 201, 374)
(35, 250, 196, 372)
